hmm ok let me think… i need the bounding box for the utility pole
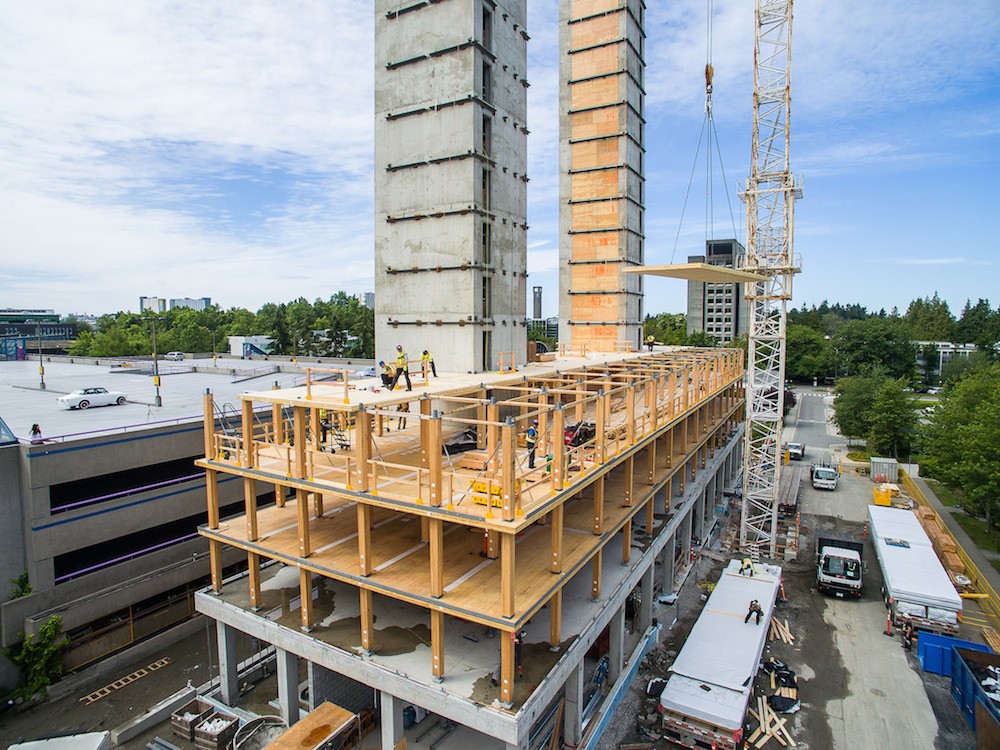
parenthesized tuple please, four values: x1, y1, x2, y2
(36, 323, 46, 390)
(148, 317, 162, 407)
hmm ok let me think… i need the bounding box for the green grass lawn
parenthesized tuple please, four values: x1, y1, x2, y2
(924, 478, 965, 508)
(846, 451, 870, 462)
(954, 512, 1000, 553)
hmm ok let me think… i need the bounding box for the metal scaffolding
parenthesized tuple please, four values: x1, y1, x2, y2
(739, 0, 801, 554)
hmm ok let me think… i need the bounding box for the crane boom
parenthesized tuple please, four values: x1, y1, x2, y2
(739, 0, 801, 555)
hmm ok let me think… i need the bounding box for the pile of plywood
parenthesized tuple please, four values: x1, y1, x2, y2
(748, 697, 796, 748)
(915, 507, 965, 576)
(769, 618, 795, 646)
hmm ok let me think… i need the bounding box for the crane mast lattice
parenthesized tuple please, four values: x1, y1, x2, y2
(739, 0, 801, 555)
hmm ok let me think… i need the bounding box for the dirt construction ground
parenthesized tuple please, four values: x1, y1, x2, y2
(601, 454, 977, 749)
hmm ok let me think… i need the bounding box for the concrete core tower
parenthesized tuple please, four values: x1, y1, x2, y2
(375, 1, 528, 374)
(558, 0, 646, 353)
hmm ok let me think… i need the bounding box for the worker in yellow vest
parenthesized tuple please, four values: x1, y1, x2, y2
(379, 360, 394, 388)
(390, 345, 412, 391)
(421, 350, 437, 377)
(526, 419, 538, 469)
(645, 334, 655, 352)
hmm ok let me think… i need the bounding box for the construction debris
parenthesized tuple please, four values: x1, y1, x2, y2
(748, 695, 797, 747)
(769, 618, 795, 645)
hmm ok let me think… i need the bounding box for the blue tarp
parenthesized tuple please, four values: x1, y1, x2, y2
(919, 632, 991, 676)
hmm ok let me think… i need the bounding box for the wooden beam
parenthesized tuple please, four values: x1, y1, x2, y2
(297, 488, 311, 557)
(501, 419, 517, 521)
(625, 383, 635, 446)
(537, 390, 550, 456)
(242, 398, 255, 468)
(595, 390, 606, 464)
(313, 491, 324, 518)
(622, 518, 632, 564)
(271, 400, 283, 444)
(487, 402, 499, 472)
(210, 539, 223, 593)
(420, 398, 432, 468)
(593, 476, 604, 535)
(500, 629, 514, 705)
(551, 503, 564, 573)
(206, 468, 220, 529)
(549, 589, 562, 647)
(293, 406, 307, 478)
(476, 392, 487, 449)
(429, 518, 444, 598)
(428, 415, 443, 507)
(244, 476, 258, 540)
(360, 587, 374, 652)
(203, 390, 215, 459)
(501, 533, 515, 618)
(431, 609, 445, 679)
(623, 456, 634, 507)
(646, 439, 656, 485)
(552, 407, 566, 492)
(486, 529, 499, 559)
(310, 407, 320, 451)
(358, 503, 373, 576)
(591, 548, 602, 600)
(300, 568, 313, 631)
(248, 552, 261, 610)
(357, 410, 371, 493)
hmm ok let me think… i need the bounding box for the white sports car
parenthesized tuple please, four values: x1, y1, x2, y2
(57, 387, 128, 410)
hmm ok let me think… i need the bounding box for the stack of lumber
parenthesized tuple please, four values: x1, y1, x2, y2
(769, 618, 795, 645)
(982, 627, 1000, 654)
(916, 509, 966, 575)
(748, 697, 796, 748)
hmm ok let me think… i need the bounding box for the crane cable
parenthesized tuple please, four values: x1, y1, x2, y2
(669, 0, 741, 264)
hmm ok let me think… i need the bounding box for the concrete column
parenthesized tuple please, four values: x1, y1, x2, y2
(276, 647, 299, 726)
(661, 534, 676, 594)
(640, 564, 654, 630)
(380, 691, 405, 750)
(564, 663, 585, 745)
(216, 622, 239, 706)
(680, 513, 692, 564)
(693, 490, 705, 542)
(608, 603, 626, 683)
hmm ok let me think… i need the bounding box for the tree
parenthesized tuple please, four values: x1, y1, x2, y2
(920, 362, 1000, 531)
(5, 615, 67, 699)
(643, 313, 687, 345)
(831, 318, 915, 379)
(832, 374, 882, 443)
(905, 293, 955, 341)
(955, 298, 1000, 353)
(866, 379, 918, 458)
(786, 323, 833, 381)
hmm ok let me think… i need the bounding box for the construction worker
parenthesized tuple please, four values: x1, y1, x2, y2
(421, 350, 437, 377)
(645, 334, 655, 352)
(740, 557, 755, 577)
(526, 419, 538, 469)
(397, 401, 409, 430)
(745, 599, 763, 625)
(379, 360, 394, 388)
(390, 345, 412, 391)
(513, 628, 527, 678)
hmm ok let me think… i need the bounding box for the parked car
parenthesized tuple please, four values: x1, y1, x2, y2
(163, 351, 185, 361)
(355, 366, 377, 379)
(564, 420, 596, 447)
(785, 442, 805, 460)
(57, 387, 128, 410)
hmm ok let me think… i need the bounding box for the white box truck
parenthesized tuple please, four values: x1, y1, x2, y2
(867, 505, 962, 635)
(811, 463, 839, 490)
(816, 534, 864, 598)
(659, 560, 783, 749)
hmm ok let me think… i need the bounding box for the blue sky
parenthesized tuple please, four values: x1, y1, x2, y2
(1, 1, 998, 320)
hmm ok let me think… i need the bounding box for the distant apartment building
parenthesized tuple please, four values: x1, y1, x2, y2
(169, 297, 211, 311)
(139, 296, 166, 313)
(686, 239, 750, 344)
(362, 292, 375, 310)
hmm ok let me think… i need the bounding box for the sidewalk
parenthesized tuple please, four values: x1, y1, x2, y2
(911, 474, 1000, 598)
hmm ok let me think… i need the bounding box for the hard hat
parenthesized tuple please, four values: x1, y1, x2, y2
(532, 419, 538, 425)
(379, 361, 384, 366)
(396, 344, 402, 350)
(423, 350, 428, 354)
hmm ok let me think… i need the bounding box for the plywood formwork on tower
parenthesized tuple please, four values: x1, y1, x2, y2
(558, 0, 646, 354)
(374, 0, 528, 373)
(195, 346, 746, 746)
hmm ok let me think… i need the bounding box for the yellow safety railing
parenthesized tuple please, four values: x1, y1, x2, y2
(900, 469, 1000, 631)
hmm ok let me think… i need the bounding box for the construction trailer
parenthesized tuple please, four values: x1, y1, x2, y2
(868, 505, 962, 635)
(658, 560, 783, 750)
(194, 347, 746, 749)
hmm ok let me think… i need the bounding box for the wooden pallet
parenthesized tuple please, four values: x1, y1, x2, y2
(981, 626, 1000, 654)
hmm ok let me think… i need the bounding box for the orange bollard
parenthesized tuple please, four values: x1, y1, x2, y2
(884, 610, 893, 636)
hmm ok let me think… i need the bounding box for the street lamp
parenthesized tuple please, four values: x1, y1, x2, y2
(146, 316, 162, 407)
(211, 330, 217, 366)
(36, 323, 46, 390)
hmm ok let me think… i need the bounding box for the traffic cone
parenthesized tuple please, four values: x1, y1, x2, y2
(884, 611, 893, 637)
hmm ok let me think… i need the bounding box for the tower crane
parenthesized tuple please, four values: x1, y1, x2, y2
(739, 0, 802, 555)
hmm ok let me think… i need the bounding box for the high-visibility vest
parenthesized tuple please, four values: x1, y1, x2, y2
(396, 351, 407, 367)
(383, 363, 394, 375)
(421, 352, 432, 364)
(526, 427, 537, 446)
